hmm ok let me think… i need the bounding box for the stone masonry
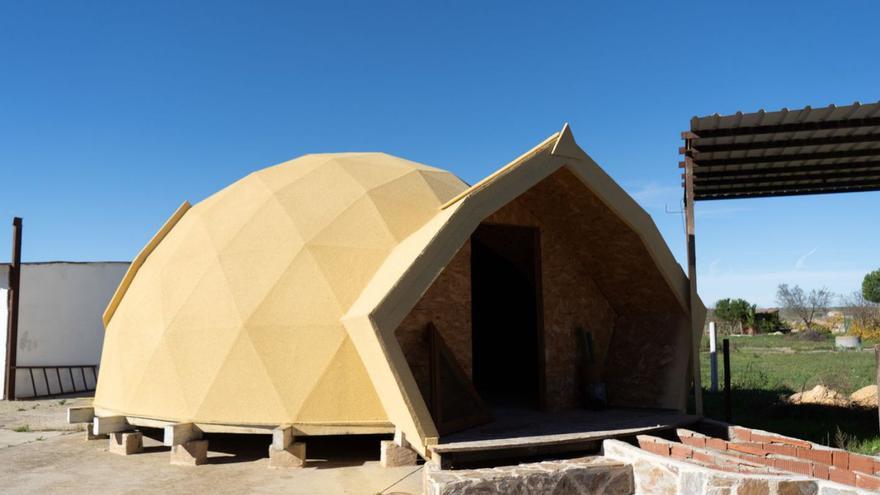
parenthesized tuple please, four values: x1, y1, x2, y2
(423, 456, 633, 495)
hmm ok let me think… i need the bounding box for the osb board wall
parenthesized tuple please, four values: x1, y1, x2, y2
(395, 240, 472, 398)
(394, 167, 690, 413)
(514, 168, 689, 410)
(484, 197, 617, 411)
(603, 311, 691, 408)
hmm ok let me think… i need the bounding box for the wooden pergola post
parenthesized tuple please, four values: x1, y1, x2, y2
(4, 217, 22, 401)
(683, 139, 704, 416)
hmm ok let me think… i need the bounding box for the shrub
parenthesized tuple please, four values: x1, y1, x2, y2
(864, 269, 880, 304)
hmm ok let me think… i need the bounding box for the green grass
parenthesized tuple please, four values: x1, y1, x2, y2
(698, 333, 880, 454)
(13, 425, 31, 433)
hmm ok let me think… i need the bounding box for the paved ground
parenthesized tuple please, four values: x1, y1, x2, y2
(0, 397, 423, 494)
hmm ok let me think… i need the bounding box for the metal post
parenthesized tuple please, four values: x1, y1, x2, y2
(875, 345, 880, 433)
(723, 338, 732, 423)
(684, 149, 704, 416)
(709, 321, 718, 393)
(4, 217, 22, 400)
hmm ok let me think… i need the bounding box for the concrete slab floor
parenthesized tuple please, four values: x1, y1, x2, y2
(0, 432, 423, 494)
(0, 399, 423, 494)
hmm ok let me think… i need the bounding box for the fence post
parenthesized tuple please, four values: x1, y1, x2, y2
(875, 345, 880, 433)
(709, 322, 718, 393)
(723, 338, 732, 423)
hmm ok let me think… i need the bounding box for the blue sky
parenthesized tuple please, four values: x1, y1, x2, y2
(1, 1, 878, 307)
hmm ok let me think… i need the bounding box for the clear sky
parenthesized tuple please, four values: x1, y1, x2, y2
(1, 1, 878, 307)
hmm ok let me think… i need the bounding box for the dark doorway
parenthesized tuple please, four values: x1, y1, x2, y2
(471, 224, 544, 409)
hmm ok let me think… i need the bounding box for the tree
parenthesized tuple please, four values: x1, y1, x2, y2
(714, 298, 756, 334)
(863, 269, 880, 304)
(776, 284, 833, 332)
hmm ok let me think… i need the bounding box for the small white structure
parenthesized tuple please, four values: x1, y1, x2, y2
(1, 262, 128, 399)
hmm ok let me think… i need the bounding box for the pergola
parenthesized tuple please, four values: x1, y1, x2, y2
(680, 101, 880, 414)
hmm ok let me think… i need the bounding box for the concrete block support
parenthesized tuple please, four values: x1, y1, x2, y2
(380, 440, 418, 467)
(269, 443, 307, 469)
(381, 430, 418, 468)
(171, 440, 209, 466)
(109, 431, 143, 455)
(93, 415, 130, 435)
(67, 407, 95, 424)
(268, 425, 306, 469)
(85, 421, 109, 441)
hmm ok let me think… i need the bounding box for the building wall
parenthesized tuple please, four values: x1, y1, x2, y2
(394, 190, 617, 412)
(1, 262, 128, 398)
(484, 196, 617, 411)
(394, 167, 691, 418)
(395, 241, 472, 398)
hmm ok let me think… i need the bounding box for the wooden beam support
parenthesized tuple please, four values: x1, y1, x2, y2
(93, 415, 130, 435)
(4, 217, 22, 401)
(164, 422, 203, 446)
(692, 147, 880, 167)
(696, 184, 880, 201)
(689, 115, 880, 139)
(67, 406, 95, 424)
(689, 132, 880, 154)
(684, 155, 704, 417)
(695, 177, 880, 197)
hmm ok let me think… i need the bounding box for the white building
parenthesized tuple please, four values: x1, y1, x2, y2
(1, 262, 128, 399)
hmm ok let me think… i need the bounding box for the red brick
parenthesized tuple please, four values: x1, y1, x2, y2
(637, 437, 655, 449)
(752, 432, 811, 448)
(680, 435, 706, 448)
(693, 451, 717, 465)
(764, 443, 797, 457)
(728, 442, 765, 456)
(850, 453, 875, 474)
(706, 437, 728, 451)
(832, 450, 850, 470)
(829, 466, 857, 486)
(796, 446, 833, 465)
(670, 444, 693, 459)
(731, 426, 752, 442)
(773, 457, 812, 476)
(813, 463, 830, 480)
(856, 472, 880, 490)
(751, 455, 776, 467)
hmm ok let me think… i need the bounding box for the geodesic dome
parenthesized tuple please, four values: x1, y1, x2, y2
(95, 153, 468, 427)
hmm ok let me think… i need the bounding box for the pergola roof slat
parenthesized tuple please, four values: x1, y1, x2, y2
(683, 101, 880, 201)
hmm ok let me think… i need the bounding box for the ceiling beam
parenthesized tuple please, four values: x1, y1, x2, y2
(690, 116, 880, 139)
(695, 184, 880, 201)
(683, 132, 880, 154)
(694, 169, 880, 187)
(691, 147, 880, 167)
(694, 177, 880, 196)
(692, 160, 880, 179)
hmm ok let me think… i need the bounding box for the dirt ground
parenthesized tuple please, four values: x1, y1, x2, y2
(0, 397, 422, 494)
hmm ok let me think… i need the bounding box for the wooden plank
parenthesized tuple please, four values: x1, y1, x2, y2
(93, 415, 130, 435)
(432, 414, 701, 454)
(163, 423, 202, 446)
(67, 407, 95, 424)
(690, 115, 880, 139)
(692, 147, 880, 167)
(119, 415, 394, 436)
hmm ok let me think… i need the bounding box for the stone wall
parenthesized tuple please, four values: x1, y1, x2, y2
(424, 456, 634, 495)
(603, 439, 873, 495)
